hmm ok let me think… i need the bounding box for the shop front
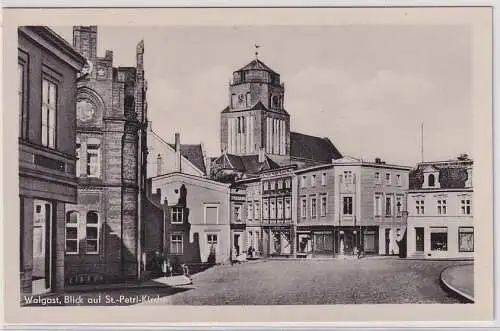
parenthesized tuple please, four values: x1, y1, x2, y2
(263, 226, 293, 257)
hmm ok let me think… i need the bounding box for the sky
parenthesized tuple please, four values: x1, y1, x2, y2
(53, 25, 472, 166)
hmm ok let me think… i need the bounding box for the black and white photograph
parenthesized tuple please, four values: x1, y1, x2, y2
(3, 6, 494, 326)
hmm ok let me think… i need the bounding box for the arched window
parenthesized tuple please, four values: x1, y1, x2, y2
(86, 211, 99, 254)
(65, 211, 79, 254)
(428, 174, 435, 187)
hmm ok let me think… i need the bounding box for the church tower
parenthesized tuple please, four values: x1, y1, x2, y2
(220, 58, 290, 162)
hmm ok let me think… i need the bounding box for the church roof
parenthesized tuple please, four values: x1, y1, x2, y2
(290, 132, 343, 163)
(237, 59, 278, 74)
(167, 143, 206, 174)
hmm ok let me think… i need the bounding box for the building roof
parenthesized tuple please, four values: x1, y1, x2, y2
(167, 143, 207, 174)
(409, 159, 473, 190)
(214, 153, 281, 175)
(290, 132, 343, 163)
(237, 59, 278, 74)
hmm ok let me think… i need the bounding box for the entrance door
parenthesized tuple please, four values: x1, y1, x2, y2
(233, 234, 240, 256)
(207, 234, 218, 263)
(385, 228, 391, 255)
(32, 200, 52, 294)
(415, 227, 424, 252)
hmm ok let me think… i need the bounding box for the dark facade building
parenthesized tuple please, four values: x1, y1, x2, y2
(63, 26, 160, 285)
(18, 26, 86, 295)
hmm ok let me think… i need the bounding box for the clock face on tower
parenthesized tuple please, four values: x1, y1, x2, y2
(77, 99, 96, 122)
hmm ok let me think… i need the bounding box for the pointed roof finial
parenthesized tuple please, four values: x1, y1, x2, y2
(255, 44, 261, 59)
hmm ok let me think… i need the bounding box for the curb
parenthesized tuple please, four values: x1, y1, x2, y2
(439, 265, 474, 303)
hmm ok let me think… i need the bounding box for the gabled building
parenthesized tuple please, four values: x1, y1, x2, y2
(147, 127, 208, 178)
(406, 155, 474, 259)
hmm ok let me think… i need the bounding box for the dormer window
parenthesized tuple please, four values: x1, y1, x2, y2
(422, 165, 440, 189)
(428, 174, 436, 187)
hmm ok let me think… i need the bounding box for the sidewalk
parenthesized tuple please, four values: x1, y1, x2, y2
(440, 264, 474, 302)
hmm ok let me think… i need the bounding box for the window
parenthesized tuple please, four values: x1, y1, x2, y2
(234, 205, 242, 222)
(374, 172, 381, 184)
(396, 174, 402, 186)
(374, 195, 382, 216)
(87, 142, 101, 177)
(247, 202, 253, 220)
(75, 143, 81, 177)
(385, 173, 391, 185)
(65, 211, 79, 254)
(86, 211, 99, 254)
(41, 79, 57, 148)
(311, 175, 316, 187)
(270, 181, 276, 190)
(416, 199, 425, 215)
(301, 197, 307, 218)
(254, 202, 260, 219)
(311, 196, 317, 218)
(343, 171, 353, 184)
(321, 173, 327, 186)
(428, 174, 436, 187)
(277, 198, 283, 219)
(285, 179, 291, 189)
(277, 180, 283, 190)
(270, 199, 276, 219)
(205, 205, 218, 224)
(207, 234, 218, 245)
(263, 181, 269, 191)
(343, 196, 353, 215)
(172, 207, 185, 224)
(19, 63, 27, 139)
(262, 200, 269, 219)
(461, 199, 471, 215)
(301, 176, 306, 188)
(285, 198, 291, 219)
(170, 234, 183, 255)
(430, 227, 448, 251)
(396, 196, 402, 217)
(459, 227, 474, 252)
(437, 199, 447, 215)
(385, 196, 393, 216)
(320, 195, 327, 217)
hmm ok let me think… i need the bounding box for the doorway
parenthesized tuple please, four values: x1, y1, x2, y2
(233, 233, 241, 256)
(32, 199, 52, 295)
(415, 227, 424, 252)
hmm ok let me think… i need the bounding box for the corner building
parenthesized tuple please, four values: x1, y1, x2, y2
(64, 26, 151, 285)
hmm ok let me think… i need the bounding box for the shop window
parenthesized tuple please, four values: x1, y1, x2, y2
(86, 211, 99, 254)
(458, 227, 474, 252)
(430, 227, 448, 251)
(170, 234, 183, 255)
(65, 211, 79, 254)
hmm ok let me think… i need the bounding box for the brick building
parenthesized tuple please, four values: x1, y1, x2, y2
(63, 26, 160, 285)
(18, 27, 86, 295)
(406, 156, 474, 259)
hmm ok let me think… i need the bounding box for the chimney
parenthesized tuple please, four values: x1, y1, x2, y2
(175, 133, 182, 173)
(156, 154, 163, 176)
(258, 147, 265, 163)
(375, 157, 382, 164)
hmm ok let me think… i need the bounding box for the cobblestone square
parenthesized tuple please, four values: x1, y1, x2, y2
(140, 258, 465, 305)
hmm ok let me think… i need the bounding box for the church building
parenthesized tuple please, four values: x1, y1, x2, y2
(64, 26, 161, 286)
